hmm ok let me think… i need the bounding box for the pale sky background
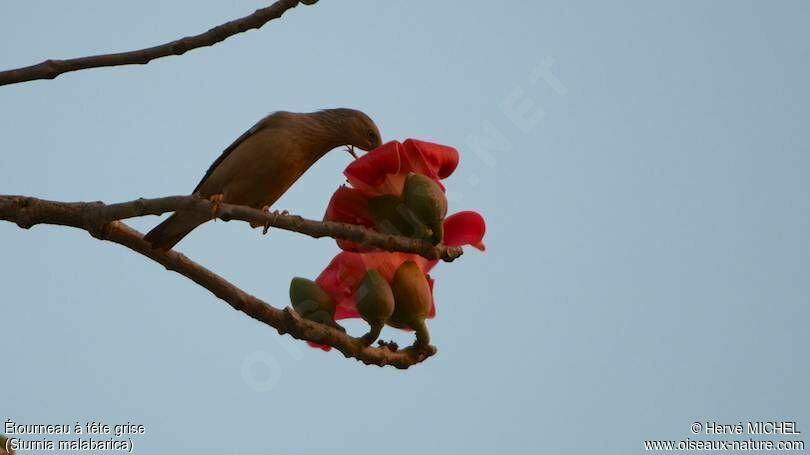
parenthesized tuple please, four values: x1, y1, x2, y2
(2, 1, 809, 454)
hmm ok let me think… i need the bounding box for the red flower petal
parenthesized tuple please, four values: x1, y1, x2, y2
(324, 186, 375, 252)
(402, 139, 460, 180)
(324, 185, 373, 226)
(344, 141, 403, 194)
(443, 211, 487, 251)
(307, 341, 332, 351)
(315, 252, 368, 320)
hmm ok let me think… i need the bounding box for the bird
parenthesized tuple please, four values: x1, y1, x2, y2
(143, 108, 382, 250)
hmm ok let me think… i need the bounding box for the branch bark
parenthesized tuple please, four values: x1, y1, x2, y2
(0, 194, 455, 369)
(0, 0, 312, 86)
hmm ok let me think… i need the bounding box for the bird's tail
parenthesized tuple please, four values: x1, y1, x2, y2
(143, 211, 209, 251)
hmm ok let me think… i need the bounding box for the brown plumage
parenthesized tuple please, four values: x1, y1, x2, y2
(144, 108, 382, 250)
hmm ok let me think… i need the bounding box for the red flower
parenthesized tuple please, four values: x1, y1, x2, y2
(305, 251, 436, 351)
(325, 138, 485, 252)
(306, 139, 486, 351)
(313, 210, 485, 322)
(316, 251, 434, 321)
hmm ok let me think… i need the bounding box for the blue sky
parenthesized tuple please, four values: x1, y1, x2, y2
(2, 1, 808, 453)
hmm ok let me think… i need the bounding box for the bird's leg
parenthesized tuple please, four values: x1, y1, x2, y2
(209, 194, 224, 219)
(345, 145, 359, 160)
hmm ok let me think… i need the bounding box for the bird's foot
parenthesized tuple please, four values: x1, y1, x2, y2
(261, 208, 289, 235)
(260, 206, 271, 235)
(209, 194, 224, 219)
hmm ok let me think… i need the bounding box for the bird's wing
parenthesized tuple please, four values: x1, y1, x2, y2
(192, 115, 273, 194)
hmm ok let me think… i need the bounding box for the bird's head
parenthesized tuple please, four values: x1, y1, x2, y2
(319, 108, 381, 158)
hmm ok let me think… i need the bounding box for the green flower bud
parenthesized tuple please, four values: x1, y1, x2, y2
(402, 173, 447, 244)
(355, 270, 395, 345)
(367, 194, 419, 238)
(356, 270, 395, 322)
(388, 261, 432, 346)
(289, 277, 344, 331)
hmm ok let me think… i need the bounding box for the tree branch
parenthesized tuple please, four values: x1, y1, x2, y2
(0, 0, 313, 87)
(0, 194, 460, 369)
(0, 195, 462, 261)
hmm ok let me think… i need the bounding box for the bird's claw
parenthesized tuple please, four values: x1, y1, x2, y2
(260, 206, 272, 235)
(261, 208, 289, 235)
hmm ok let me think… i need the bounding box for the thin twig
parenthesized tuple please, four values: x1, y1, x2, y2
(0, 0, 314, 86)
(0, 194, 438, 369)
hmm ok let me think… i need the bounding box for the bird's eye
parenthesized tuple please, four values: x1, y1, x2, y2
(367, 129, 375, 139)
